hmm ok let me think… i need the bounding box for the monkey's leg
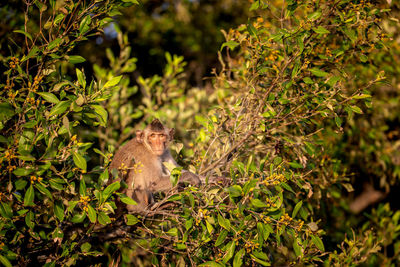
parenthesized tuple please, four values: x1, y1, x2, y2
(126, 189, 154, 213)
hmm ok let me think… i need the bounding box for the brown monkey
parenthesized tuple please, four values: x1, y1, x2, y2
(109, 119, 201, 212)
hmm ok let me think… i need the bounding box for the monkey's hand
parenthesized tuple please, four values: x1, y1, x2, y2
(180, 171, 201, 187)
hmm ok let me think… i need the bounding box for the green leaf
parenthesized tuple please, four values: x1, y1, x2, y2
(76, 68, 86, 89)
(273, 157, 282, 165)
(23, 46, 40, 61)
(293, 238, 303, 257)
(126, 214, 139, 225)
(215, 229, 229, 247)
(343, 28, 357, 43)
(37, 92, 59, 104)
(103, 75, 122, 88)
(0, 102, 15, 123)
(251, 198, 268, 208)
(122, 0, 139, 4)
(247, 22, 258, 38)
(289, 161, 303, 169)
(71, 212, 86, 223)
(206, 220, 214, 234)
(120, 195, 137, 205)
(291, 61, 300, 78)
(79, 178, 87, 196)
(0, 254, 12, 267)
(252, 250, 269, 261)
(250, 254, 271, 266)
(49, 179, 64, 190)
(92, 105, 108, 126)
(49, 101, 70, 117)
(87, 205, 97, 223)
(166, 227, 178, 236)
(54, 201, 65, 222)
(310, 68, 329, 77)
(218, 214, 231, 230)
(13, 167, 33, 176)
(292, 200, 303, 218)
(311, 235, 325, 251)
(103, 181, 120, 201)
(257, 222, 265, 245)
(98, 211, 111, 225)
(198, 262, 224, 267)
(23, 120, 38, 128)
(233, 248, 245, 267)
(222, 241, 236, 263)
(81, 242, 91, 253)
(353, 93, 371, 99)
(25, 210, 34, 229)
(68, 201, 78, 212)
(47, 38, 63, 50)
(79, 15, 92, 34)
(335, 116, 342, 128)
(227, 185, 242, 198)
(308, 10, 322, 20)
(326, 76, 341, 87)
(13, 30, 33, 41)
(313, 26, 330, 34)
(261, 223, 272, 241)
(72, 151, 87, 171)
(34, 183, 53, 200)
(15, 179, 27, 190)
(54, 13, 65, 24)
(68, 55, 86, 64)
(24, 184, 34, 206)
(0, 202, 13, 219)
(359, 54, 368, 62)
(349, 105, 363, 114)
(261, 105, 277, 118)
(221, 41, 239, 51)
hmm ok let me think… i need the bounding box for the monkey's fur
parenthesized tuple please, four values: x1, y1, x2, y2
(110, 119, 201, 213)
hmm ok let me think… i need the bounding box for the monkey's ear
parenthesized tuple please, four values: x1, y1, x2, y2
(136, 130, 144, 143)
(169, 128, 175, 141)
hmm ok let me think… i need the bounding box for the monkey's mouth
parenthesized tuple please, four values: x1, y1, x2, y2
(153, 150, 164, 155)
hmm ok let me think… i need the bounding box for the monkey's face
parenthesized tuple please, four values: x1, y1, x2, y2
(147, 133, 168, 156)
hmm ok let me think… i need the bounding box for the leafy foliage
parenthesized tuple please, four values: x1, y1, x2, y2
(0, 0, 399, 266)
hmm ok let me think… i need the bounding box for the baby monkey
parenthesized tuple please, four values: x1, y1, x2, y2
(110, 119, 201, 212)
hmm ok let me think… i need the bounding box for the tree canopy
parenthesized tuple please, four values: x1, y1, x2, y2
(0, 0, 400, 266)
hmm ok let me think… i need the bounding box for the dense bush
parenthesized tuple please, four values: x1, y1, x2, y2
(0, 0, 399, 266)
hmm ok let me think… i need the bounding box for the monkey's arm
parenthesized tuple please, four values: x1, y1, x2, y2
(150, 172, 201, 193)
(180, 171, 201, 186)
(162, 151, 202, 186)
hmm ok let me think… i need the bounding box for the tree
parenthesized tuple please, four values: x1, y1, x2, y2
(1, 0, 400, 266)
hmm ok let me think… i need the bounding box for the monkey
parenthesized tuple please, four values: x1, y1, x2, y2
(109, 119, 201, 213)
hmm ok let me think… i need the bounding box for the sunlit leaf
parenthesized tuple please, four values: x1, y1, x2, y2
(87, 205, 97, 223)
(72, 151, 87, 171)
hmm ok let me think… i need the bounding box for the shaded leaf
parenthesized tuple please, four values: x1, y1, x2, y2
(54, 201, 65, 222)
(68, 55, 86, 64)
(24, 184, 34, 206)
(292, 200, 303, 218)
